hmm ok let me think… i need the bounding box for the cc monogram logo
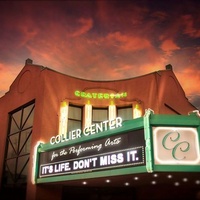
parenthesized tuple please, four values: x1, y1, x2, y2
(162, 131, 190, 160)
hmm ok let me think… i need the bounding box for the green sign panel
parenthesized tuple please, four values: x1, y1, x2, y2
(144, 109, 200, 172)
(35, 110, 200, 184)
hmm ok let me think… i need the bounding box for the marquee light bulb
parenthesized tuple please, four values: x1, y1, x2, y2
(174, 182, 180, 186)
(151, 181, 156, 185)
(82, 181, 87, 185)
(182, 178, 188, 182)
(167, 174, 172, 179)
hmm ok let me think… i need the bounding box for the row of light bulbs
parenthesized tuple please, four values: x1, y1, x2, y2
(80, 174, 200, 187)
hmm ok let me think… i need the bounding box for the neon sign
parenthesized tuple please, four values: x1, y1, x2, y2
(50, 117, 123, 145)
(74, 90, 127, 99)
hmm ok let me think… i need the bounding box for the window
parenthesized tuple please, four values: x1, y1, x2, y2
(92, 107, 108, 124)
(67, 105, 83, 131)
(3, 101, 35, 186)
(117, 106, 132, 121)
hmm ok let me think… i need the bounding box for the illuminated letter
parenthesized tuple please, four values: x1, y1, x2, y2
(110, 93, 115, 99)
(115, 117, 122, 128)
(75, 90, 80, 97)
(98, 93, 103, 99)
(83, 127, 90, 136)
(55, 135, 61, 144)
(50, 136, 55, 145)
(104, 93, 109, 99)
(92, 93, 97, 98)
(73, 161, 79, 170)
(102, 120, 109, 131)
(95, 123, 103, 133)
(90, 124, 96, 134)
(86, 93, 92, 98)
(100, 156, 108, 166)
(115, 93, 121, 98)
(81, 92, 87, 98)
(123, 92, 127, 97)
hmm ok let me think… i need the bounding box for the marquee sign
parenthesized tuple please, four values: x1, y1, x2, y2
(35, 117, 147, 184)
(35, 110, 200, 184)
(39, 129, 145, 178)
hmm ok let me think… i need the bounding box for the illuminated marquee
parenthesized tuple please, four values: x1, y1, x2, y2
(39, 129, 145, 178)
(74, 90, 127, 99)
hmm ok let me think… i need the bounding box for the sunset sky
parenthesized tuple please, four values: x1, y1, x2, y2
(0, 0, 199, 110)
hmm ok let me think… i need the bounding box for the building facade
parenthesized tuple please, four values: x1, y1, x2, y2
(0, 59, 199, 200)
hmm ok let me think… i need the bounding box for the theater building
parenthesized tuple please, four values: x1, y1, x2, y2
(0, 59, 199, 200)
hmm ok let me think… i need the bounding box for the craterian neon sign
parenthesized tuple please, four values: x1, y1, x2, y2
(74, 90, 127, 99)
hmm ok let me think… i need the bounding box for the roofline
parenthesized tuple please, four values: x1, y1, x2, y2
(26, 61, 173, 83)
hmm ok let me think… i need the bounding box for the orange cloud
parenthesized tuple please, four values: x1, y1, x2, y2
(0, 0, 199, 111)
(104, 32, 152, 52)
(160, 39, 180, 56)
(176, 66, 200, 96)
(70, 18, 93, 37)
(0, 63, 22, 96)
